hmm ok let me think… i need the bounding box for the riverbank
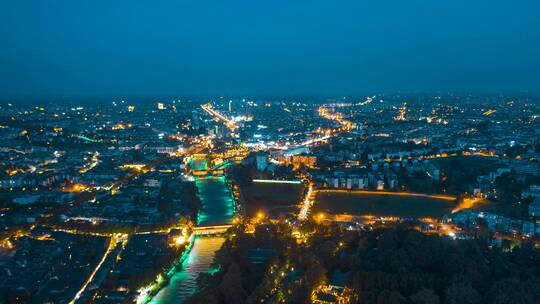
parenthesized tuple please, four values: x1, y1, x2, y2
(136, 233, 194, 304)
(149, 236, 226, 303)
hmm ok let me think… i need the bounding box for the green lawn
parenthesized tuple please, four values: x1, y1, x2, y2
(314, 192, 456, 218)
(241, 183, 304, 217)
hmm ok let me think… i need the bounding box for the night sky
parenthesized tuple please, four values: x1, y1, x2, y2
(1, 0, 539, 99)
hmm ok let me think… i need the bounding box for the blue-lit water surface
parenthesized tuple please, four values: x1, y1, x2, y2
(150, 176, 233, 303)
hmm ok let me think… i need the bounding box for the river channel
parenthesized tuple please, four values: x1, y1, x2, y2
(149, 176, 234, 303)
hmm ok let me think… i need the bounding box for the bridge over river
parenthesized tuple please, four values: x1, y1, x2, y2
(150, 176, 235, 303)
(193, 224, 232, 235)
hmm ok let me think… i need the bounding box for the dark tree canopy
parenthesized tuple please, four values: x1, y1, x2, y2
(187, 223, 540, 304)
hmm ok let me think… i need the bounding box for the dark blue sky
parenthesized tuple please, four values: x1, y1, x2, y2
(1, 0, 539, 99)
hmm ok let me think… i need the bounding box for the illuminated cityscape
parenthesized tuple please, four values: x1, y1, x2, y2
(1, 95, 540, 303)
(1, 1, 540, 304)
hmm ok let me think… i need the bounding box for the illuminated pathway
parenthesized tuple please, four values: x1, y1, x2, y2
(452, 197, 482, 213)
(298, 183, 315, 221)
(316, 189, 456, 201)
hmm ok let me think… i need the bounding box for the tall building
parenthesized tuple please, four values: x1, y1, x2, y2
(529, 198, 540, 217)
(256, 153, 268, 171)
(192, 110, 202, 129)
(287, 154, 317, 170)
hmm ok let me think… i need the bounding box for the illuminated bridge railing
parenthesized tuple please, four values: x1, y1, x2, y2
(193, 224, 232, 235)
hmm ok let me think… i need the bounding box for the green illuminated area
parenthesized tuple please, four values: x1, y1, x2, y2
(189, 157, 207, 171)
(149, 237, 225, 304)
(195, 176, 235, 226)
(76, 135, 98, 142)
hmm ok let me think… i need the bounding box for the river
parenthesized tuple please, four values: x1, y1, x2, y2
(149, 176, 234, 303)
(195, 176, 235, 226)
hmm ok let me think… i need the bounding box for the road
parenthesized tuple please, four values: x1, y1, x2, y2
(201, 103, 237, 132)
(70, 233, 128, 304)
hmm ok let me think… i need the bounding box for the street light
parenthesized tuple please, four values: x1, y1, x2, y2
(174, 235, 186, 245)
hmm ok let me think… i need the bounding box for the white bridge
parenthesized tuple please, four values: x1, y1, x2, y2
(193, 224, 232, 235)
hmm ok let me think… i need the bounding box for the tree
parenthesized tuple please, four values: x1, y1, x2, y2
(377, 290, 406, 304)
(487, 278, 540, 304)
(217, 263, 246, 304)
(494, 173, 521, 205)
(186, 224, 540, 304)
(444, 281, 481, 304)
(410, 288, 439, 304)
